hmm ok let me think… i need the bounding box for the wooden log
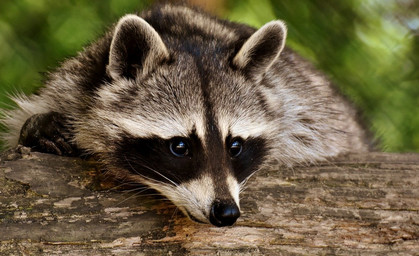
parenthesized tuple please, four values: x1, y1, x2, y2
(0, 146, 418, 255)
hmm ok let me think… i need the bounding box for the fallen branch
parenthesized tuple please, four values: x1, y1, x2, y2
(0, 147, 418, 255)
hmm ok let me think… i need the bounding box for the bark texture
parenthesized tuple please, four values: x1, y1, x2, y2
(0, 146, 418, 255)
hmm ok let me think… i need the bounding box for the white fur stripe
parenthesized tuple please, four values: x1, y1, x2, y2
(227, 175, 240, 208)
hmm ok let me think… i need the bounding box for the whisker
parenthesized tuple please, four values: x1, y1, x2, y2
(120, 186, 152, 194)
(141, 163, 180, 187)
(239, 170, 258, 192)
(123, 155, 179, 187)
(113, 192, 147, 207)
(105, 181, 145, 191)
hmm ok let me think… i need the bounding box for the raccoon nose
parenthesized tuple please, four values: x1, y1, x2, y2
(209, 200, 240, 227)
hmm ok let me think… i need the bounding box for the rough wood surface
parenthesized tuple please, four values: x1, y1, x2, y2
(0, 147, 418, 255)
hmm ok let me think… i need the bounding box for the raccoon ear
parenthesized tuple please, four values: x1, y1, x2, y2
(107, 14, 169, 80)
(232, 21, 287, 81)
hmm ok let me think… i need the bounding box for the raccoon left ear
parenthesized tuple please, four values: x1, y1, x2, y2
(233, 21, 287, 81)
(107, 14, 170, 80)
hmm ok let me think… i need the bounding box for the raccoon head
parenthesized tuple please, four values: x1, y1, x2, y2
(76, 14, 286, 226)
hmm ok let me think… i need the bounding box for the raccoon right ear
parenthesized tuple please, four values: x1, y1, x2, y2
(107, 14, 169, 80)
(232, 21, 287, 81)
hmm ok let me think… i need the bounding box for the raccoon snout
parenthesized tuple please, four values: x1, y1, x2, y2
(209, 200, 240, 227)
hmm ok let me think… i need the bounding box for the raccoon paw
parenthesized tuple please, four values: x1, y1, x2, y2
(18, 112, 78, 156)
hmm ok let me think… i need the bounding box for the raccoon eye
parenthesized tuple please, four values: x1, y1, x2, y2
(170, 138, 189, 157)
(229, 138, 243, 157)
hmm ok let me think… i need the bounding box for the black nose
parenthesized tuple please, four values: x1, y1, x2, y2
(209, 200, 240, 227)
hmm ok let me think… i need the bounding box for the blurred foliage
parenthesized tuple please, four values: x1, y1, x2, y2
(0, 0, 418, 152)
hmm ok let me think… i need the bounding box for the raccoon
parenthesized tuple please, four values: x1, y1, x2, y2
(0, 3, 369, 226)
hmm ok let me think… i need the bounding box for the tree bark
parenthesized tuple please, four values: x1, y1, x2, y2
(0, 147, 418, 255)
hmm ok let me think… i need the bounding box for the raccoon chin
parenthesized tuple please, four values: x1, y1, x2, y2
(139, 178, 211, 224)
(182, 209, 208, 224)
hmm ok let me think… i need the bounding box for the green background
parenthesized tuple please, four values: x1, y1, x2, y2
(0, 0, 418, 152)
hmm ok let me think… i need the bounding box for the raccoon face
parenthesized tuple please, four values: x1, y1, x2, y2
(112, 131, 267, 226)
(76, 15, 286, 226)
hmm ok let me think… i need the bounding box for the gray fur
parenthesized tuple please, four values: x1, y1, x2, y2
(0, 4, 369, 225)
